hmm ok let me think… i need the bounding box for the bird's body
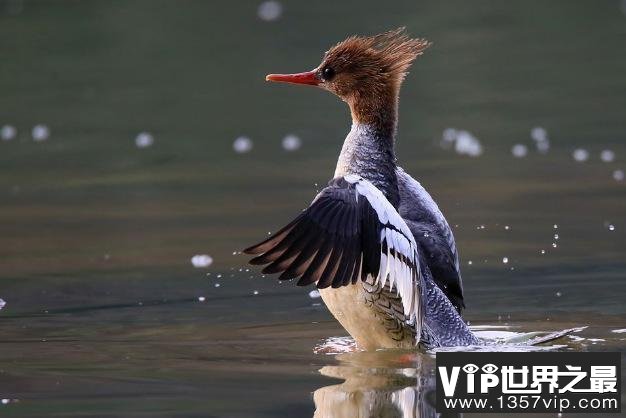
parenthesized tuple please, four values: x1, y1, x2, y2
(245, 29, 479, 349)
(321, 122, 478, 349)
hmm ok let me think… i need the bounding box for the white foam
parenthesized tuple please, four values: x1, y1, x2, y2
(257, 1, 282, 21)
(511, 144, 528, 158)
(572, 148, 589, 162)
(600, 149, 615, 162)
(1, 125, 17, 141)
(281, 134, 301, 151)
(233, 136, 253, 153)
(135, 132, 154, 148)
(612, 169, 624, 181)
(32, 124, 50, 142)
(191, 254, 213, 268)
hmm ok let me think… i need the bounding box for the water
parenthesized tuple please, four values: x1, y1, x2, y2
(1, 1, 625, 416)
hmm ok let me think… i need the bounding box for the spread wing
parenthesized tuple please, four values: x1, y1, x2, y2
(244, 174, 424, 330)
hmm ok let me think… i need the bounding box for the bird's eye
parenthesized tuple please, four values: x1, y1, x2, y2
(321, 66, 335, 81)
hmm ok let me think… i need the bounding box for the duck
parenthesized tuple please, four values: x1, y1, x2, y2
(244, 28, 479, 350)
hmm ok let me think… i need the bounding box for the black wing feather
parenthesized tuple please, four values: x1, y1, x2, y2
(244, 178, 383, 290)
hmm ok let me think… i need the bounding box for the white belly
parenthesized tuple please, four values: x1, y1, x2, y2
(319, 284, 415, 350)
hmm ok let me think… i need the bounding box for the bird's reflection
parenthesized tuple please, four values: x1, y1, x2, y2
(313, 348, 447, 418)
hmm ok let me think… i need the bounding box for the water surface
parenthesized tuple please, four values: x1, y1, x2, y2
(1, 1, 625, 416)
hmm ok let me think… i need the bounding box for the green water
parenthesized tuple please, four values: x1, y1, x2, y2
(1, 1, 625, 416)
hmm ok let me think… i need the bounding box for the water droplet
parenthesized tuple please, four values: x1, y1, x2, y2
(257, 1, 282, 21)
(281, 134, 301, 151)
(308, 290, 321, 299)
(613, 170, 624, 181)
(253, 290, 259, 295)
(530, 127, 548, 143)
(468, 260, 473, 265)
(554, 234, 559, 240)
(504, 225, 510, 230)
(600, 149, 615, 162)
(511, 144, 528, 158)
(233, 136, 253, 153)
(454, 130, 483, 157)
(191, 254, 213, 268)
(1, 399, 9, 405)
(32, 124, 50, 142)
(1, 125, 17, 141)
(608, 224, 615, 231)
(216, 274, 222, 278)
(553, 224, 558, 229)
(552, 243, 558, 248)
(441, 128, 458, 148)
(572, 148, 589, 162)
(502, 257, 509, 264)
(555, 291, 562, 297)
(535, 140, 550, 154)
(198, 296, 206, 302)
(214, 283, 221, 288)
(541, 250, 546, 254)
(135, 132, 154, 148)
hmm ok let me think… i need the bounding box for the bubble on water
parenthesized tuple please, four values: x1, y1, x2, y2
(233, 136, 253, 153)
(441, 129, 482, 156)
(504, 225, 510, 230)
(535, 140, 550, 154)
(31, 124, 50, 142)
(572, 148, 589, 162)
(216, 274, 222, 279)
(281, 134, 301, 151)
(214, 283, 221, 288)
(308, 290, 321, 299)
(608, 224, 615, 231)
(502, 257, 509, 264)
(530, 127, 548, 143)
(600, 149, 615, 162)
(555, 291, 562, 297)
(135, 132, 154, 148)
(1, 125, 17, 141)
(191, 254, 213, 268)
(511, 144, 528, 158)
(454, 130, 483, 157)
(552, 242, 558, 248)
(198, 296, 206, 302)
(257, 0, 282, 21)
(468, 260, 473, 265)
(0, 298, 5, 310)
(554, 234, 559, 240)
(541, 250, 546, 254)
(612, 169, 624, 181)
(440, 128, 458, 149)
(553, 224, 558, 229)
(253, 290, 259, 295)
(530, 127, 550, 154)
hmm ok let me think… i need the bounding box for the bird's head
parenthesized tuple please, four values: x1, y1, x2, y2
(266, 28, 430, 126)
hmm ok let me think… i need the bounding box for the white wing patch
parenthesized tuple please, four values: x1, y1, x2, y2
(344, 174, 423, 338)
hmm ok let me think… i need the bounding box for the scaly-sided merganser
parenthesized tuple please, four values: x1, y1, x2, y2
(244, 28, 479, 350)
